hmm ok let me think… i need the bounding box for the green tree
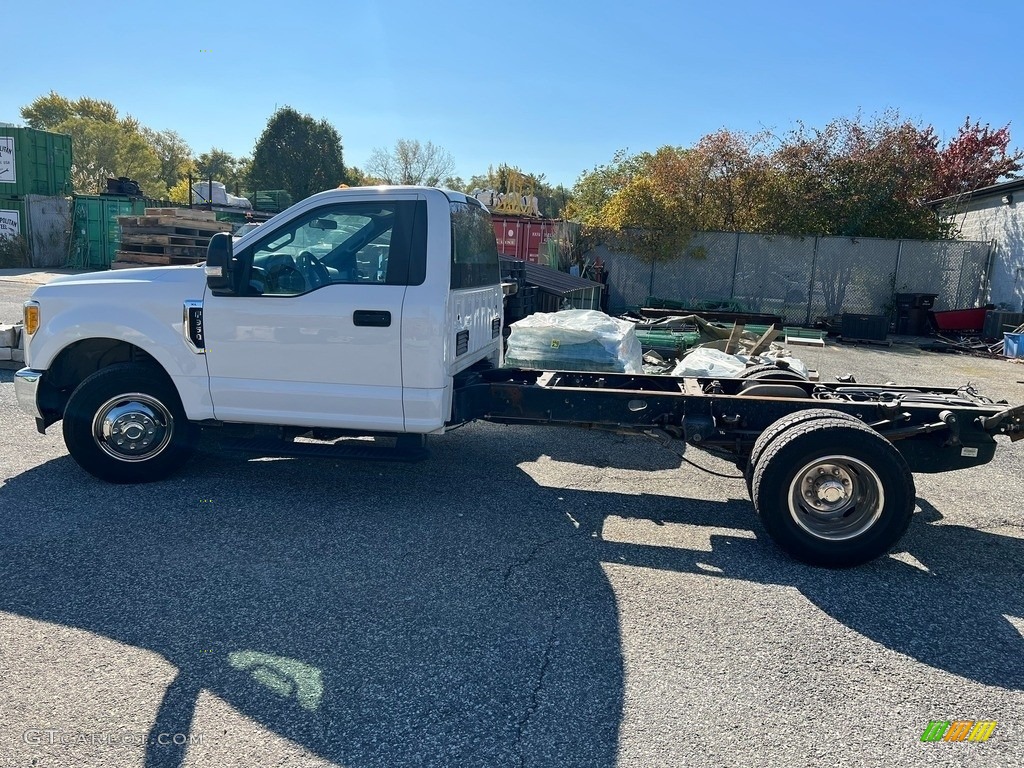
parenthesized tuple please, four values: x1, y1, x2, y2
(442, 175, 466, 191)
(566, 150, 650, 225)
(365, 139, 455, 186)
(236, 156, 253, 191)
(167, 178, 192, 204)
(249, 107, 346, 200)
(600, 175, 695, 262)
(143, 128, 194, 192)
(342, 166, 369, 186)
(568, 149, 698, 261)
(20, 91, 166, 197)
(762, 113, 946, 239)
(195, 148, 251, 192)
(20, 91, 76, 128)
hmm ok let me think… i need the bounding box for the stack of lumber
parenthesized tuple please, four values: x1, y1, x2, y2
(112, 208, 233, 269)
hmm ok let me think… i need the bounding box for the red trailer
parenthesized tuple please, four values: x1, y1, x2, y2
(491, 215, 558, 263)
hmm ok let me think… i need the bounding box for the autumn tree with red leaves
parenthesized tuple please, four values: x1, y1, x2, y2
(571, 113, 1022, 244)
(930, 118, 1023, 200)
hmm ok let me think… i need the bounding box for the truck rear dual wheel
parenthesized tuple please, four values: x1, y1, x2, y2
(62, 363, 197, 484)
(735, 364, 806, 381)
(749, 416, 915, 568)
(744, 408, 862, 496)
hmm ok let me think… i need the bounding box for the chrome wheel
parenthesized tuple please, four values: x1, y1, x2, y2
(787, 455, 884, 541)
(91, 393, 174, 462)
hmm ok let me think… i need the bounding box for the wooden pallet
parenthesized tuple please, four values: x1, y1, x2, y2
(118, 243, 207, 258)
(143, 207, 217, 220)
(134, 215, 231, 229)
(118, 215, 232, 233)
(113, 209, 233, 274)
(120, 233, 213, 247)
(113, 251, 203, 266)
(120, 224, 228, 238)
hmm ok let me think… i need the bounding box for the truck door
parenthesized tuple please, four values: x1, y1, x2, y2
(202, 194, 424, 431)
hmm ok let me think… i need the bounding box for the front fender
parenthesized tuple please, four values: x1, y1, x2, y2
(30, 305, 214, 421)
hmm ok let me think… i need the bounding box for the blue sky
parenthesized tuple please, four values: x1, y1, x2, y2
(5, 0, 1022, 188)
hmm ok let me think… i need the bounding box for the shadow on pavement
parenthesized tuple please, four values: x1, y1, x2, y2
(601, 496, 1024, 692)
(0, 423, 1021, 768)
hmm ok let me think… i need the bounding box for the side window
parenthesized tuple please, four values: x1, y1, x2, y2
(242, 201, 420, 296)
(450, 201, 501, 290)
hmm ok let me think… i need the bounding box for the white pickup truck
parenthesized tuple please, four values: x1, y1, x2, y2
(16, 187, 502, 482)
(14, 185, 1024, 567)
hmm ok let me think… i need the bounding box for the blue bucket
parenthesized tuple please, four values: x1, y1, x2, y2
(1004, 332, 1024, 359)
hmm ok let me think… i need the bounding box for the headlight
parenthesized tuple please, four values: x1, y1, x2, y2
(24, 301, 40, 335)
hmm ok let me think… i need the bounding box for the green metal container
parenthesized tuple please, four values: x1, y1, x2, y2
(213, 209, 249, 225)
(245, 189, 293, 213)
(0, 125, 73, 197)
(70, 195, 137, 269)
(70, 195, 184, 268)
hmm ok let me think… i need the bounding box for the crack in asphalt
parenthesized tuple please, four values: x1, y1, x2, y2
(500, 532, 567, 766)
(513, 609, 559, 768)
(502, 537, 561, 586)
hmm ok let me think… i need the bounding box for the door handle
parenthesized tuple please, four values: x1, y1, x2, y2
(353, 310, 391, 327)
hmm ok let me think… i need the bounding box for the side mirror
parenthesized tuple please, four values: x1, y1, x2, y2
(205, 232, 235, 293)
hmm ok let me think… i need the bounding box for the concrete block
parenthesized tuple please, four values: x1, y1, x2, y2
(0, 324, 16, 348)
(11, 348, 24, 362)
(0, 348, 11, 361)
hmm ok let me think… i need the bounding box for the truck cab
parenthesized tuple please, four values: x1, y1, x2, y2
(16, 187, 503, 482)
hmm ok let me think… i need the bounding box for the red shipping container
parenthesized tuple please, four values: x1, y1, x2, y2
(492, 215, 557, 263)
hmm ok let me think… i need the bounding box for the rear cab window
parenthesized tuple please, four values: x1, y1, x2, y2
(450, 201, 500, 290)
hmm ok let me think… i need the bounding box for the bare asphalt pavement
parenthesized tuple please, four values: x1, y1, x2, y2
(1, 274, 1022, 767)
(0, 269, 80, 327)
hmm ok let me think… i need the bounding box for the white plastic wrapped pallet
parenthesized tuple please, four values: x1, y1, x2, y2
(671, 348, 747, 377)
(670, 346, 808, 378)
(505, 310, 644, 374)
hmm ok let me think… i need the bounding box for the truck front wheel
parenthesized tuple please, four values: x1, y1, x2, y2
(62, 363, 197, 483)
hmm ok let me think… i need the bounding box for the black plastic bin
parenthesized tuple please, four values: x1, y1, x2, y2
(842, 313, 889, 341)
(896, 293, 938, 309)
(896, 307, 931, 336)
(894, 293, 938, 335)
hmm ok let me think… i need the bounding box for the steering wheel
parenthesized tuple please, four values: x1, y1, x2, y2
(296, 251, 331, 289)
(265, 262, 305, 294)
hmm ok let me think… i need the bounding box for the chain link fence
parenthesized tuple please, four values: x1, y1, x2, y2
(593, 232, 992, 324)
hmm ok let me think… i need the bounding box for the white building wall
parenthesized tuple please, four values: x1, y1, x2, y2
(947, 195, 1024, 311)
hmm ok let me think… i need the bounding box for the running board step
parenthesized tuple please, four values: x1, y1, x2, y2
(201, 435, 429, 463)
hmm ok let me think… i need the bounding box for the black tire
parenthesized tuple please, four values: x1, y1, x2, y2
(62, 363, 197, 483)
(750, 417, 914, 568)
(744, 408, 862, 496)
(735, 363, 807, 381)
